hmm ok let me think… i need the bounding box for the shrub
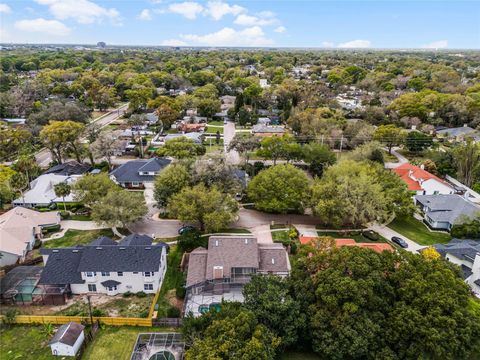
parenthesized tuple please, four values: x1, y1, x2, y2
(3, 309, 18, 325)
(136, 291, 147, 298)
(122, 291, 133, 298)
(91, 308, 105, 317)
(167, 306, 181, 318)
(60, 211, 70, 219)
(139, 310, 149, 318)
(176, 286, 186, 299)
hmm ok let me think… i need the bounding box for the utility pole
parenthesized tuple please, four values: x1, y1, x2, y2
(87, 295, 93, 325)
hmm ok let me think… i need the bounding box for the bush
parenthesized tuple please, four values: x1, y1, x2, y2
(60, 211, 70, 219)
(136, 291, 147, 298)
(91, 308, 105, 317)
(122, 291, 133, 298)
(177, 230, 207, 253)
(3, 309, 18, 325)
(139, 310, 149, 318)
(451, 218, 480, 239)
(176, 285, 186, 299)
(167, 306, 181, 318)
(42, 224, 61, 234)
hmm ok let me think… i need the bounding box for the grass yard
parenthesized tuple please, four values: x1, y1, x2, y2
(68, 214, 92, 221)
(205, 144, 224, 154)
(0, 325, 55, 360)
(214, 228, 252, 234)
(388, 216, 451, 245)
(272, 229, 290, 242)
(207, 120, 224, 126)
(156, 245, 185, 318)
(382, 150, 399, 162)
(43, 229, 115, 248)
(316, 231, 388, 243)
(83, 326, 176, 360)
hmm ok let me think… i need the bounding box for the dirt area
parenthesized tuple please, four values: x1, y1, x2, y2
(2, 293, 154, 318)
(166, 289, 183, 311)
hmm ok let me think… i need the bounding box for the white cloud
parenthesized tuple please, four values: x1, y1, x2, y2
(137, 9, 152, 21)
(234, 12, 277, 27)
(274, 26, 286, 33)
(14, 18, 71, 36)
(161, 39, 188, 46)
(421, 40, 448, 49)
(34, 0, 120, 25)
(205, 1, 245, 20)
(322, 41, 334, 47)
(338, 39, 371, 48)
(0, 3, 11, 13)
(168, 1, 204, 19)
(179, 26, 273, 47)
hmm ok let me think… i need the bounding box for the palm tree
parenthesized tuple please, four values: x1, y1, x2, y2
(54, 182, 71, 212)
(10, 173, 28, 207)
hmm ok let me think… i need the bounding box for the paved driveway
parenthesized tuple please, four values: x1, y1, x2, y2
(143, 183, 156, 216)
(224, 121, 241, 165)
(233, 208, 322, 228)
(370, 223, 425, 254)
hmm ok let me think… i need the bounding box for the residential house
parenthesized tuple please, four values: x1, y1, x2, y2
(259, 79, 270, 89)
(299, 236, 394, 253)
(436, 125, 479, 142)
(12, 174, 81, 208)
(252, 125, 286, 137)
(49, 322, 85, 357)
(178, 123, 206, 133)
(44, 161, 91, 176)
(220, 95, 235, 111)
(184, 236, 290, 317)
(433, 239, 480, 297)
(0, 207, 60, 267)
(394, 163, 455, 196)
(39, 234, 168, 295)
(109, 157, 171, 189)
(415, 194, 480, 231)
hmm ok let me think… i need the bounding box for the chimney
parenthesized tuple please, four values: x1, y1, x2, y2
(420, 164, 425, 170)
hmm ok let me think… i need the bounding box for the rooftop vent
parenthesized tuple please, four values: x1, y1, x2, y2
(215, 240, 219, 247)
(52, 250, 59, 253)
(72, 250, 79, 253)
(145, 247, 151, 250)
(96, 247, 102, 250)
(119, 247, 126, 250)
(244, 239, 249, 244)
(271, 258, 275, 265)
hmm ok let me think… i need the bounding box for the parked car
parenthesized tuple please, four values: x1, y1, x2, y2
(178, 225, 196, 235)
(362, 230, 380, 241)
(391, 236, 408, 248)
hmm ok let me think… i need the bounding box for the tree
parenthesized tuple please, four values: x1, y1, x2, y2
(0, 165, 17, 208)
(157, 103, 179, 130)
(167, 184, 238, 232)
(9, 172, 28, 206)
(228, 133, 260, 165)
(373, 125, 406, 154)
(310, 160, 411, 227)
(192, 157, 243, 195)
(237, 106, 252, 127)
(291, 239, 480, 360)
(257, 135, 294, 165)
(154, 164, 191, 209)
(196, 98, 221, 118)
(73, 173, 119, 208)
(125, 87, 154, 112)
(28, 100, 89, 127)
(54, 182, 71, 212)
(453, 140, 480, 187)
(91, 131, 123, 170)
(0, 128, 32, 161)
(405, 131, 433, 153)
(185, 310, 280, 360)
(40, 120, 85, 163)
(301, 143, 336, 177)
(247, 164, 309, 214)
(156, 137, 206, 159)
(243, 275, 304, 348)
(347, 141, 385, 164)
(91, 190, 147, 230)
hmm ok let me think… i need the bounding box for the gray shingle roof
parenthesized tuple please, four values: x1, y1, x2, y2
(45, 161, 91, 176)
(101, 280, 121, 287)
(110, 158, 171, 183)
(119, 234, 153, 246)
(39, 235, 165, 285)
(49, 322, 85, 346)
(258, 243, 289, 273)
(434, 239, 480, 264)
(89, 236, 117, 246)
(436, 126, 476, 138)
(416, 194, 480, 224)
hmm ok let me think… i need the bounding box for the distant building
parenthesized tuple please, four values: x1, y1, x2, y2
(96, 41, 106, 48)
(393, 163, 455, 196)
(44, 161, 91, 176)
(252, 125, 286, 137)
(109, 157, 171, 189)
(436, 125, 479, 142)
(415, 194, 480, 231)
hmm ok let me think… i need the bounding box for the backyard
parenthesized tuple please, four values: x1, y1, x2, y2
(388, 216, 451, 245)
(82, 326, 177, 360)
(42, 229, 116, 248)
(0, 325, 54, 360)
(316, 231, 388, 243)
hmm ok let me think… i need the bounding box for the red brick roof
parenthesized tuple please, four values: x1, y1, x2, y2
(393, 163, 449, 191)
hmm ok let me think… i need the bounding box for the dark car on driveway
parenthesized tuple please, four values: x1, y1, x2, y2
(391, 236, 408, 248)
(178, 225, 196, 235)
(363, 230, 380, 241)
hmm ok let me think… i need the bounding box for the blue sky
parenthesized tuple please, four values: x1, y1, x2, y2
(0, 0, 479, 48)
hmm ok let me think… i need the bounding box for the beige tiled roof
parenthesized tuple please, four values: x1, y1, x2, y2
(258, 243, 290, 272)
(185, 247, 208, 287)
(0, 207, 59, 256)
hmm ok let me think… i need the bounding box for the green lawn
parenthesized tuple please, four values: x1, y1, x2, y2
(272, 230, 290, 242)
(205, 145, 224, 154)
(0, 325, 55, 360)
(205, 125, 224, 134)
(156, 245, 185, 318)
(83, 326, 176, 360)
(316, 231, 388, 243)
(207, 120, 224, 126)
(43, 229, 115, 248)
(214, 228, 252, 234)
(388, 216, 451, 245)
(69, 214, 92, 221)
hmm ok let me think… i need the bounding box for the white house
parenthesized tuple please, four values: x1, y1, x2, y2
(0, 207, 60, 267)
(434, 239, 480, 297)
(49, 322, 85, 357)
(39, 234, 168, 295)
(394, 163, 455, 196)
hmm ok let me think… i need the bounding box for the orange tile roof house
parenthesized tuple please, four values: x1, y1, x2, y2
(0, 207, 60, 267)
(300, 236, 394, 253)
(393, 163, 454, 196)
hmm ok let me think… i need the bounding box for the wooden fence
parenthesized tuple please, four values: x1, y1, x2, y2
(148, 289, 161, 319)
(2, 315, 152, 327)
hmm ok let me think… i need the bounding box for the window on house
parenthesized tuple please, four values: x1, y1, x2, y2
(101, 272, 110, 276)
(117, 272, 123, 276)
(143, 272, 152, 277)
(144, 284, 153, 291)
(86, 272, 94, 277)
(88, 284, 97, 292)
(107, 286, 117, 291)
(133, 272, 138, 274)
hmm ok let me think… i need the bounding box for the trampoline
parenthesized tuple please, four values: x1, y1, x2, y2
(148, 351, 175, 360)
